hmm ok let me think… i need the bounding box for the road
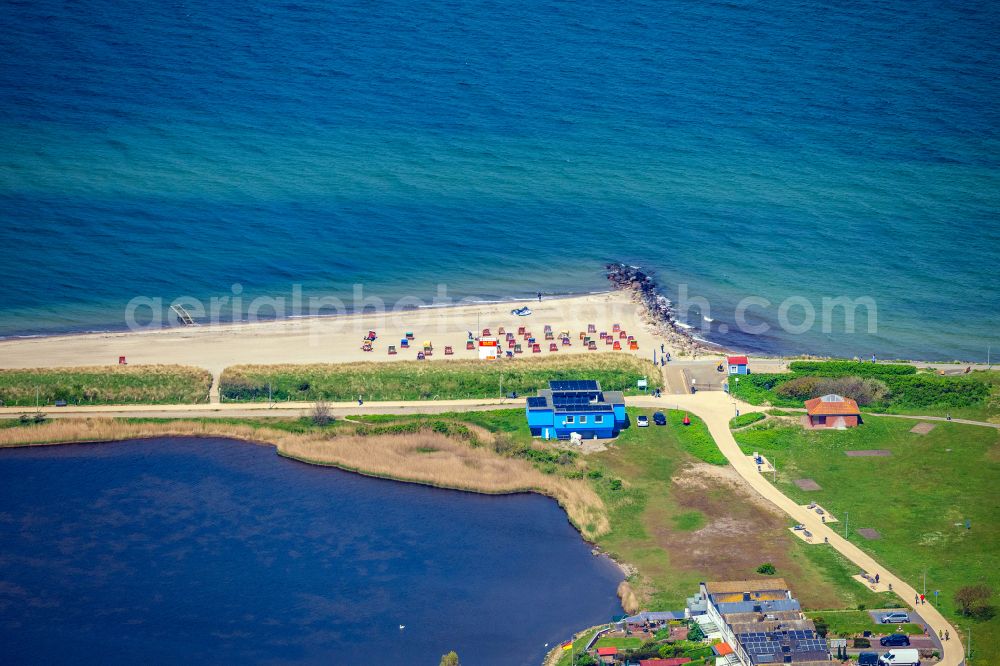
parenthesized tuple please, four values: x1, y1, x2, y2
(0, 391, 968, 664)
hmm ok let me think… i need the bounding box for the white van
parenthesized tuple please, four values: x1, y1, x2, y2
(878, 648, 920, 666)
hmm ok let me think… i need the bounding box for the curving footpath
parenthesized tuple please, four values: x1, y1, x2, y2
(631, 391, 966, 666)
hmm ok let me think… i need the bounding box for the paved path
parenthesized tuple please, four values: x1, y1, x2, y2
(0, 391, 968, 664)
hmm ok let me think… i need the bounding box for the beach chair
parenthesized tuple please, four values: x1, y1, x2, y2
(613, 341, 622, 350)
(528, 337, 536, 345)
(417, 351, 426, 360)
(388, 345, 397, 355)
(466, 340, 475, 350)
(543, 324, 552, 333)
(366, 330, 376, 341)
(482, 328, 490, 336)
(508, 339, 515, 348)
(423, 341, 433, 350)
(561, 337, 571, 346)
(498, 327, 505, 335)
(605, 336, 614, 345)
(514, 344, 523, 354)
(532, 344, 541, 353)
(518, 326, 526, 335)
(400, 338, 409, 348)
(544, 331, 554, 340)
(405, 332, 414, 340)
(629, 340, 639, 350)
(579, 331, 586, 340)
(361, 341, 373, 352)
(612, 323, 621, 332)
(619, 331, 627, 339)
(549, 343, 558, 352)
(506, 350, 513, 358)
(506, 332, 515, 340)
(444, 346, 453, 355)
(588, 341, 597, 351)
(587, 324, 596, 333)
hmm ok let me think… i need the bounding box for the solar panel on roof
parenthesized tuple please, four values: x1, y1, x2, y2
(549, 380, 599, 391)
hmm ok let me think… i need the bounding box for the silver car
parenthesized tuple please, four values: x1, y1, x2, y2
(881, 612, 910, 624)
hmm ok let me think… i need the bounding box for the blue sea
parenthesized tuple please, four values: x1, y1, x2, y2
(1, 0, 998, 360)
(0, 438, 624, 665)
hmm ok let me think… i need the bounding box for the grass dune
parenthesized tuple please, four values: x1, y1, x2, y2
(0, 365, 212, 406)
(220, 353, 661, 402)
(0, 418, 609, 540)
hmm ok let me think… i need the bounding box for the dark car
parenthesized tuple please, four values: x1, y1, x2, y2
(880, 633, 910, 647)
(653, 411, 667, 425)
(857, 653, 879, 666)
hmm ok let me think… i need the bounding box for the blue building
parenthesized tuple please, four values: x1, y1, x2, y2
(727, 355, 749, 375)
(525, 380, 627, 440)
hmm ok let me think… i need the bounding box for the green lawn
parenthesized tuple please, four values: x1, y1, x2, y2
(734, 416, 1000, 659)
(0, 365, 213, 405)
(594, 636, 644, 648)
(804, 609, 923, 638)
(219, 354, 661, 401)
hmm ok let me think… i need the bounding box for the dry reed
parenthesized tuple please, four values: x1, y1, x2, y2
(0, 419, 610, 540)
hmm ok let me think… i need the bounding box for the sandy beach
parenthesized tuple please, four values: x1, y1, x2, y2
(0, 291, 688, 375)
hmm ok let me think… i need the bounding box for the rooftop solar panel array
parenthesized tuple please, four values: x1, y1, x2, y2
(526, 396, 548, 408)
(549, 380, 600, 391)
(737, 629, 827, 664)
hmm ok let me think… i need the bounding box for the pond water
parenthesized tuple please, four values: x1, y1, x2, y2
(0, 437, 623, 664)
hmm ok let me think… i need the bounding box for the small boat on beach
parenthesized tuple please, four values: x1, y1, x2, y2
(511, 306, 532, 316)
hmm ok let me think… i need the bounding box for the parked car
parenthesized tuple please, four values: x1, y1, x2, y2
(857, 653, 879, 666)
(653, 412, 666, 425)
(880, 612, 910, 624)
(637, 415, 649, 427)
(879, 633, 910, 647)
(877, 648, 920, 666)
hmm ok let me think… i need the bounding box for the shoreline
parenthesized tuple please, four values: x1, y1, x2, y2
(0, 281, 989, 367)
(0, 418, 633, 612)
(0, 290, 605, 343)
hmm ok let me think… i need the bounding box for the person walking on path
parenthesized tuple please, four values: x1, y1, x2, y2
(537, 292, 542, 302)
(945, 629, 949, 641)
(875, 573, 879, 584)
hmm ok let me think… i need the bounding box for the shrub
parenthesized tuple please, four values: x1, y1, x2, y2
(853, 637, 871, 648)
(310, 400, 333, 426)
(788, 361, 916, 377)
(955, 584, 992, 617)
(775, 375, 889, 405)
(756, 562, 776, 575)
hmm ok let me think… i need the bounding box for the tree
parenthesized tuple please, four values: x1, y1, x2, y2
(439, 651, 460, 666)
(756, 563, 776, 575)
(310, 400, 333, 426)
(954, 584, 991, 617)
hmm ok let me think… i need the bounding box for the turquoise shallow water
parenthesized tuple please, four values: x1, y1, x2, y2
(1, 0, 998, 359)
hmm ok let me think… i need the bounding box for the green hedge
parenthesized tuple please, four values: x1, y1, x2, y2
(788, 361, 917, 377)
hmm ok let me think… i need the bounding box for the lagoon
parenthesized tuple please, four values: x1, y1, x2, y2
(0, 437, 623, 664)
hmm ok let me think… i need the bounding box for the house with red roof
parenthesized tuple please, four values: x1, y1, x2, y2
(804, 394, 862, 429)
(726, 355, 749, 375)
(595, 646, 618, 664)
